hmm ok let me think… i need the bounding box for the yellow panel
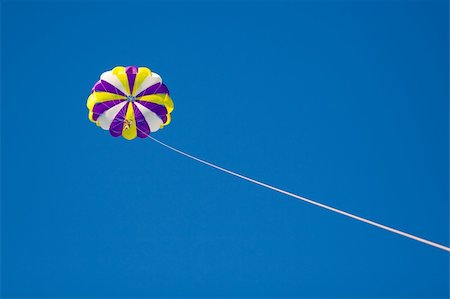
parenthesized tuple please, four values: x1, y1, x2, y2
(86, 94, 97, 110)
(139, 94, 174, 117)
(112, 66, 125, 74)
(88, 111, 95, 122)
(92, 92, 126, 102)
(122, 102, 137, 140)
(164, 95, 174, 113)
(132, 67, 152, 96)
(138, 94, 166, 105)
(112, 66, 131, 95)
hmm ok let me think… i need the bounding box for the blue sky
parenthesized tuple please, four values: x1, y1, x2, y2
(1, 0, 449, 298)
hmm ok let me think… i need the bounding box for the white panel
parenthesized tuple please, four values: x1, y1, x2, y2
(100, 70, 128, 95)
(133, 72, 162, 96)
(135, 102, 163, 132)
(98, 102, 128, 130)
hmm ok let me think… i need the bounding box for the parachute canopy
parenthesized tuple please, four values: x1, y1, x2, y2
(87, 66, 174, 140)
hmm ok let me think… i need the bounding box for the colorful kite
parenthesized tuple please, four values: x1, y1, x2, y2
(87, 66, 174, 140)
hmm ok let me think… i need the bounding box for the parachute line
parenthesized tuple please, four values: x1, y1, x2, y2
(142, 133, 449, 252)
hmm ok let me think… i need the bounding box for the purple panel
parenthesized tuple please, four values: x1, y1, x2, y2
(136, 83, 160, 97)
(127, 74, 136, 95)
(92, 100, 126, 121)
(125, 66, 138, 94)
(109, 104, 129, 137)
(136, 83, 169, 98)
(125, 66, 138, 74)
(156, 83, 170, 95)
(91, 80, 101, 93)
(160, 114, 168, 124)
(133, 103, 151, 138)
(136, 100, 167, 116)
(93, 80, 126, 96)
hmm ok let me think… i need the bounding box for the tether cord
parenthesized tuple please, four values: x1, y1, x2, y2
(136, 128, 449, 252)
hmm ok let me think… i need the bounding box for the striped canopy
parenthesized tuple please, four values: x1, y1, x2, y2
(87, 66, 174, 140)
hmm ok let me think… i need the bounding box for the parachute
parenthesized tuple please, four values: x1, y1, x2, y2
(87, 66, 174, 140)
(85, 66, 450, 253)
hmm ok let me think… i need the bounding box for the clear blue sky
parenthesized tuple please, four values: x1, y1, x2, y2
(2, 1, 449, 298)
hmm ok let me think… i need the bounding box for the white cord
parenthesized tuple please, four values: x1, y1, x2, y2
(145, 133, 450, 253)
